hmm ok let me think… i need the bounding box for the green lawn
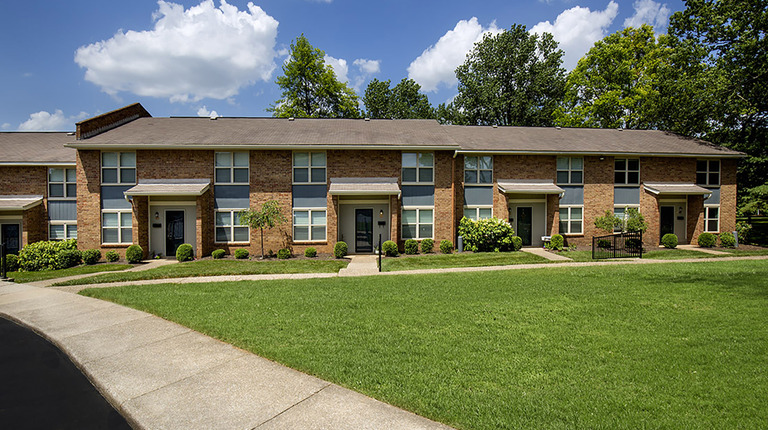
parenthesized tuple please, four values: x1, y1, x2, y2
(81, 260, 768, 429)
(381, 251, 549, 271)
(53, 258, 348, 286)
(8, 264, 133, 283)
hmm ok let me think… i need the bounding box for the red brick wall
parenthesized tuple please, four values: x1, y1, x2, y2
(641, 157, 696, 246)
(719, 159, 738, 235)
(578, 156, 615, 247)
(0, 166, 49, 247)
(76, 150, 102, 252)
(250, 150, 293, 256)
(433, 151, 453, 244)
(493, 155, 558, 222)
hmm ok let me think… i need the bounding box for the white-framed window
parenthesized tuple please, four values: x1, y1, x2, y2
(48, 168, 77, 199)
(49, 222, 77, 240)
(215, 210, 249, 243)
(697, 160, 720, 186)
(613, 205, 639, 232)
(464, 155, 493, 184)
(402, 152, 434, 184)
(293, 209, 326, 241)
(559, 206, 583, 235)
(463, 207, 493, 221)
(557, 157, 583, 184)
(614, 159, 639, 185)
(101, 152, 136, 185)
(704, 205, 720, 233)
(102, 210, 132, 244)
(293, 152, 326, 184)
(215, 152, 249, 184)
(402, 207, 433, 239)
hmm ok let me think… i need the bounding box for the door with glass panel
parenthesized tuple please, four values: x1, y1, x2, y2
(1, 223, 20, 255)
(166, 211, 185, 257)
(355, 209, 373, 253)
(517, 207, 533, 246)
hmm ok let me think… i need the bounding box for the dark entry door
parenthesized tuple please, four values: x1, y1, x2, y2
(355, 209, 373, 253)
(1, 224, 20, 255)
(517, 207, 533, 246)
(165, 211, 185, 257)
(660, 206, 675, 238)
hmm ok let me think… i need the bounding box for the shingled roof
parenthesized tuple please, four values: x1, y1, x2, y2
(0, 132, 76, 164)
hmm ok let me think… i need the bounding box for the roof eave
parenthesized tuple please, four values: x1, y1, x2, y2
(453, 149, 746, 158)
(65, 143, 459, 151)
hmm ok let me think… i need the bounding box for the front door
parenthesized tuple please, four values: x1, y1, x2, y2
(1, 224, 20, 254)
(165, 211, 185, 257)
(660, 206, 675, 238)
(517, 207, 533, 246)
(355, 209, 373, 253)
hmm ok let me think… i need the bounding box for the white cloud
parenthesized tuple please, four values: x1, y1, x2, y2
(324, 55, 349, 83)
(74, 0, 279, 103)
(17, 110, 88, 131)
(197, 105, 219, 118)
(1, 123, 11, 130)
(624, 0, 671, 33)
(353, 59, 380, 75)
(407, 17, 501, 92)
(530, 1, 619, 70)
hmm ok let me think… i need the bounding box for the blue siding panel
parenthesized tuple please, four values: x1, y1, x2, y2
(101, 186, 132, 209)
(293, 185, 328, 208)
(704, 187, 720, 204)
(560, 186, 584, 205)
(614, 187, 640, 205)
(214, 185, 250, 209)
(402, 185, 435, 207)
(463, 186, 493, 206)
(48, 201, 77, 221)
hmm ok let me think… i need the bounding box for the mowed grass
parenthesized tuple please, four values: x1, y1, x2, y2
(53, 259, 348, 286)
(9, 264, 132, 283)
(381, 251, 549, 271)
(81, 260, 768, 429)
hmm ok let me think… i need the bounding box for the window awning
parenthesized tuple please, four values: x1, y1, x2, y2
(0, 195, 43, 211)
(124, 179, 211, 197)
(643, 182, 712, 197)
(329, 177, 401, 196)
(497, 179, 565, 196)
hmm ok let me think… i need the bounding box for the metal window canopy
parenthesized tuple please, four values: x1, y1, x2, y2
(329, 177, 401, 197)
(497, 179, 565, 197)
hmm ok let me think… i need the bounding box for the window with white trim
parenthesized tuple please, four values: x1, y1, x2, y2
(293, 209, 326, 241)
(559, 206, 583, 234)
(463, 207, 492, 221)
(49, 222, 77, 240)
(215, 210, 249, 243)
(102, 210, 132, 244)
(557, 157, 583, 184)
(697, 160, 720, 186)
(704, 206, 719, 233)
(215, 152, 249, 184)
(402, 208, 433, 239)
(293, 152, 326, 184)
(48, 168, 77, 198)
(402, 152, 434, 183)
(101, 152, 136, 185)
(613, 205, 639, 232)
(464, 155, 493, 184)
(614, 159, 639, 185)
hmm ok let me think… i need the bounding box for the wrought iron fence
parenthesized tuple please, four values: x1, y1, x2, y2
(592, 231, 643, 259)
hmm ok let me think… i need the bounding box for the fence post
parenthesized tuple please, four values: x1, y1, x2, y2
(378, 233, 382, 273)
(1, 242, 6, 280)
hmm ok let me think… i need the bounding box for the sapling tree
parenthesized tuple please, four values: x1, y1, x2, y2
(239, 200, 287, 259)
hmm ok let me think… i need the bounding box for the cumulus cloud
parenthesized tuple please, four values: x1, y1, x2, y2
(74, 0, 279, 103)
(1, 123, 11, 130)
(530, 1, 619, 70)
(324, 55, 349, 83)
(407, 17, 501, 92)
(353, 59, 380, 75)
(197, 105, 219, 118)
(18, 110, 88, 131)
(624, 0, 671, 33)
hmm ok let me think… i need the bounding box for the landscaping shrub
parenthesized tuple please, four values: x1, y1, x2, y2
(211, 249, 226, 259)
(597, 239, 612, 249)
(56, 249, 82, 269)
(719, 231, 736, 248)
(277, 248, 291, 259)
(698, 232, 716, 248)
(735, 221, 752, 243)
(624, 208, 649, 233)
(547, 234, 564, 251)
(511, 236, 523, 251)
(404, 239, 418, 255)
(304, 247, 317, 258)
(18, 239, 78, 271)
(234, 249, 249, 259)
(662, 233, 678, 249)
(126, 245, 144, 264)
(382, 240, 399, 257)
(625, 238, 642, 250)
(82, 249, 101, 265)
(176, 243, 194, 262)
(458, 216, 516, 252)
(420, 238, 434, 254)
(4, 254, 19, 272)
(105, 250, 120, 263)
(334, 241, 348, 258)
(440, 239, 454, 254)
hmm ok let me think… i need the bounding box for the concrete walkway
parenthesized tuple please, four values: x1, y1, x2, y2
(338, 254, 380, 277)
(28, 259, 178, 289)
(677, 244, 732, 255)
(521, 247, 573, 261)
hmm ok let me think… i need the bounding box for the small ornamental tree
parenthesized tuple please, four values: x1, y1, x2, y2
(239, 200, 288, 259)
(623, 208, 648, 233)
(594, 210, 622, 234)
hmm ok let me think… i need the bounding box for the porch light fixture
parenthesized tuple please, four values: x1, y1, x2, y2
(379, 210, 384, 218)
(154, 211, 160, 221)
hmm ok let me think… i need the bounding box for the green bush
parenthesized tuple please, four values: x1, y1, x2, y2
(662, 233, 678, 249)
(18, 239, 78, 271)
(420, 238, 434, 254)
(82, 249, 101, 265)
(211, 249, 226, 259)
(719, 231, 736, 248)
(105, 250, 120, 263)
(56, 249, 82, 269)
(382, 240, 399, 257)
(4, 254, 19, 272)
(440, 240, 454, 254)
(404, 239, 418, 255)
(176, 243, 194, 262)
(458, 217, 516, 252)
(277, 248, 292, 259)
(234, 249, 249, 259)
(735, 221, 752, 243)
(511, 236, 523, 251)
(624, 208, 649, 233)
(597, 239, 612, 249)
(547, 234, 564, 251)
(697, 232, 716, 247)
(126, 245, 143, 264)
(625, 238, 642, 250)
(334, 241, 348, 258)
(304, 247, 317, 258)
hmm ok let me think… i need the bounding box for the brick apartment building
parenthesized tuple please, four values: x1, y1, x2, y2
(1, 103, 743, 258)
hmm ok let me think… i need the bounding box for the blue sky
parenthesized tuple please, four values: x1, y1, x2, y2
(1, 0, 683, 131)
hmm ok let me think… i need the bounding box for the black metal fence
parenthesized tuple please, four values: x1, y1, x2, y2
(592, 231, 643, 259)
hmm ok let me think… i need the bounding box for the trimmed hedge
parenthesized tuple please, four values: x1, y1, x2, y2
(18, 239, 78, 271)
(176, 243, 194, 262)
(82, 249, 101, 265)
(105, 250, 120, 263)
(404, 239, 418, 255)
(334, 241, 348, 258)
(382, 240, 399, 257)
(719, 232, 736, 248)
(211, 249, 226, 259)
(547, 234, 564, 251)
(234, 249, 250, 259)
(126, 245, 144, 264)
(4, 254, 19, 272)
(304, 247, 317, 258)
(277, 248, 291, 259)
(697, 232, 716, 248)
(511, 236, 523, 251)
(458, 217, 516, 252)
(420, 238, 434, 254)
(662, 233, 678, 249)
(439, 240, 454, 254)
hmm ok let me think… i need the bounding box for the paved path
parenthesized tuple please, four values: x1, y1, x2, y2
(28, 259, 178, 289)
(521, 247, 573, 261)
(339, 255, 380, 276)
(677, 244, 731, 255)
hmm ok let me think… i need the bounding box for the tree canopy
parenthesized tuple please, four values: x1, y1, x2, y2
(362, 78, 434, 119)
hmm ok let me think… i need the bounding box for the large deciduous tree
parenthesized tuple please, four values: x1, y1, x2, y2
(269, 35, 360, 118)
(362, 78, 434, 119)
